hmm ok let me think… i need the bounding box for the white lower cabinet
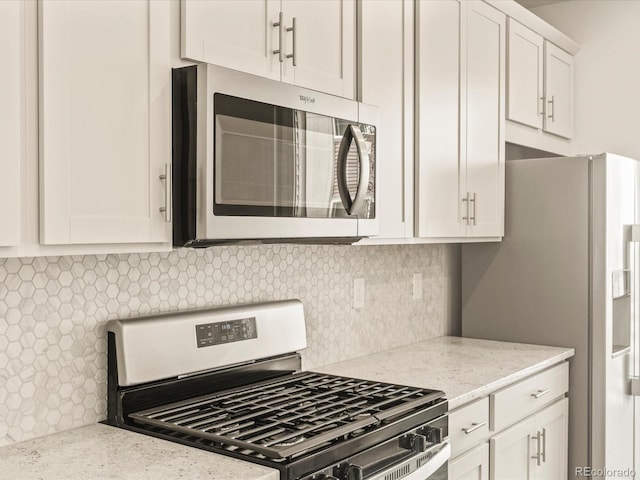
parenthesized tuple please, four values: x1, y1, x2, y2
(448, 364, 569, 480)
(533, 398, 569, 479)
(450, 443, 490, 480)
(490, 398, 568, 480)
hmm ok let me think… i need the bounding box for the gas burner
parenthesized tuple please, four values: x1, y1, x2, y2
(270, 434, 307, 448)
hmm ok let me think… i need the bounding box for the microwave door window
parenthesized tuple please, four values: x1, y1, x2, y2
(215, 115, 286, 210)
(299, 112, 343, 218)
(214, 95, 297, 216)
(212, 93, 374, 220)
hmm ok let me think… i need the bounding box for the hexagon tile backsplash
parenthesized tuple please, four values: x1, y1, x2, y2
(0, 243, 454, 446)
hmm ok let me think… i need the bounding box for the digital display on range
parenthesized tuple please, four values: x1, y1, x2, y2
(195, 317, 257, 348)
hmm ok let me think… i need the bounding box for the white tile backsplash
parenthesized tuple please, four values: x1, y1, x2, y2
(0, 243, 453, 446)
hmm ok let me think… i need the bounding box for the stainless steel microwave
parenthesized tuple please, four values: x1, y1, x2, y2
(172, 64, 378, 246)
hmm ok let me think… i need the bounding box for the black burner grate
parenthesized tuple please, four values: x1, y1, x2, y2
(129, 372, 442, 459)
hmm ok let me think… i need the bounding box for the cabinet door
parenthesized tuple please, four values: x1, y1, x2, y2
(415, 0, 464, 238)
(490, 417, 535, 480)
(39, 0, 171, 245)
(449, 443, 489, 480)
(463, 1, 505, 238)
(507, 19, 543, 129)
(543, 42, 573, 139)
(280, 0, 355, 99)
(360, 0, 412, 238)
(534, 398, 568, 480)
(181, 0, 280, 81)
(0, 0, 22, 247)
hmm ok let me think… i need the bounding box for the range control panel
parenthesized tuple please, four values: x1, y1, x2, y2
(195, 317, 257, 348)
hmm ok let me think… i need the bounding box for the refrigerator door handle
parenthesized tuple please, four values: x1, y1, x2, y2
(626, 225, 640, 395)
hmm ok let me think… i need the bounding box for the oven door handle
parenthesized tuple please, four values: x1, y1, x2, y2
(366, 441, 451, 480)
(336, 124, 369, 216)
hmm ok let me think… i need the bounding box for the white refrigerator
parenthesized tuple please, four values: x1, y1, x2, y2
(462, 153, 639, 479)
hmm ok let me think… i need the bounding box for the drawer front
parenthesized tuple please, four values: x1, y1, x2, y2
(491, 362, 569, 432)
(450, 397, 490, 457)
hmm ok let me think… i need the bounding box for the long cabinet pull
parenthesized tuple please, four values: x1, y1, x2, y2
(531, 388, 550, 399)
(159, 163, 172, 223)
(470, 192, 477, 225)
(273, 12, 285, 62)
(539, 96, 545, 117)
(541, 427, 547, 463)
(547, 95, 555, 122)
(286, 17, 297, 66)
(531, 431, 542, 466)
(462, 421, 486, 434)
(462, 193, 470, 225)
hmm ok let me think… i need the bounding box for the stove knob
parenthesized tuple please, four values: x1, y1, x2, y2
(335, 463, 364, 480)
(424, 425, 444, 444)
(345, 465, 363, 480)
(405, 433, 428, 452)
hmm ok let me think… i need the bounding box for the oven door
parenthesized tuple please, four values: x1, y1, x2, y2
(306, 418, 450, 480)
(356, 441, 450, 480)
(198, 64, 377, 241)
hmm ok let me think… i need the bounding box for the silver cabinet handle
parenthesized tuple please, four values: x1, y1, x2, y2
(159, 163, 172, 222)
(470, 192, 477, 225)
(462, 421, 486, 434)
(286, 17, 297, 66)
(541, 427, 547, 463)
(531, 388, 550, 399)
(539, 96, 545, 117)
(336, 125, 369, 215)
(547, 95, 555, 122)
(462, 193, 470, 225)
(272, 12, 285, 62)
(531, 431, 542, 466)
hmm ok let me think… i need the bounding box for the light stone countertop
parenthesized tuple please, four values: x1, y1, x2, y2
(0, 336, 573, 479)
(312, 336, 574, 410)
(0, 423, 279, 480)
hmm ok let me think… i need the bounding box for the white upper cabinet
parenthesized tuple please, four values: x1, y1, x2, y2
(507, 19, 544, 130)
(544, 41, 573, 139)
(181, 0, 280, 81)
(280, 0, 354, 98)
(507, 18, 573, 140)
(181, 0, 355, 98)
(39, 0, 172, 245)
(463, 0, 505, 238)
(416, 0, 463, 239)
(0, 0, 23, 247)
(416, 0, 505, 240)
(359, 0, 413, 239)
(497, 1, 578, 154)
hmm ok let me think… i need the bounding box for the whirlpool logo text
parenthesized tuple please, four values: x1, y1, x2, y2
(299, 95, 316, 105)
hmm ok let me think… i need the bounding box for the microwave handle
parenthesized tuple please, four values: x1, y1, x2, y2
(337, 124, 370, 215)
